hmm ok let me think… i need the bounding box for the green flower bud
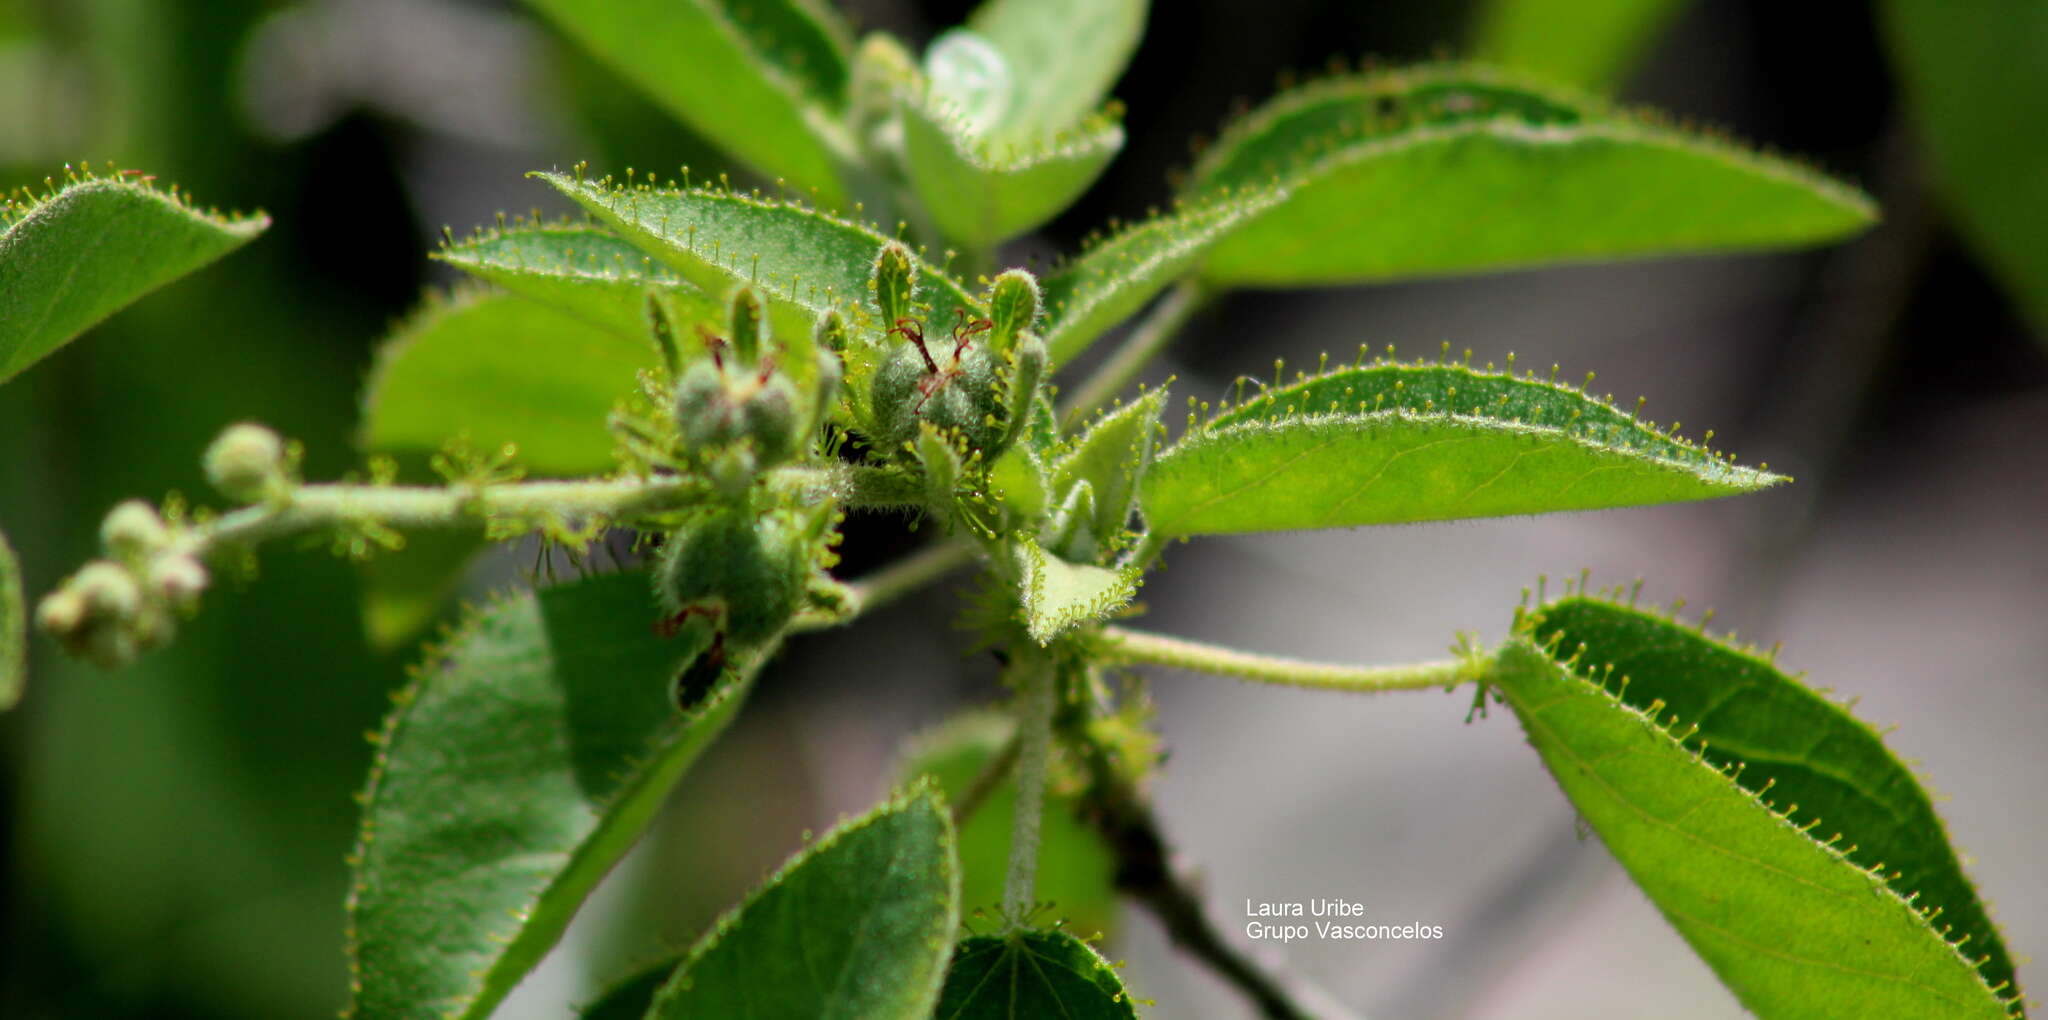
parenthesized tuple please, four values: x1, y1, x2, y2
(74, 560, 141, 620)
(868, 313, 1043, 459)
(101, 500, 169, 559)
(204, 423, 287, 502)
(35, 587, 87, 637)
(741, 373, 804, 467)
(149, 553, 209, 609)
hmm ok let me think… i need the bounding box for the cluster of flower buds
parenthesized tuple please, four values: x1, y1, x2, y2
(672, 285, 842, 496)
(866, 244, 1046, 460)
(36, 495, 212, 668)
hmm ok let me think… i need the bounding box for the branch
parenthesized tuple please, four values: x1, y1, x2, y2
(1092, 625, 1482, 694)
(1001, 653, 1058, 930)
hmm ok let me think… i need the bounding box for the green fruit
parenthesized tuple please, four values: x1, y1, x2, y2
(654, 508, 815, 647)
(868, 325, 1009, 454)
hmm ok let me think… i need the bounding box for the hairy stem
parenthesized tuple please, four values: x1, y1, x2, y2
(1093, 625, 1482, 693)
(1059, 280, 1213, 425)
(839, 540, 976, 618)
(1001, 654, 1057, 929)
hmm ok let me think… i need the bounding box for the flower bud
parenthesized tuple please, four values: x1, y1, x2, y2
(101, 500, 169, 559)
(204, 423, 287, 502)
(74, 560, 141, 620)
(149, 553, 210, 609)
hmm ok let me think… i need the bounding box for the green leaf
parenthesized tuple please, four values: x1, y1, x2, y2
(934, 928, 1138, 1019)
(1013, 535, 1139, 644)
(0, 170, 267, 384)
(535, 172, 983, 380)
(435, 223, 720, 340)
(1039, 191, 1277, 366)
(1491, 593, 2021, 1018)
(361, 288, 654, 476)
(521, 0, 856, 208)
(346, 571, 753, 1020)
(1140, 359, 1779, 537)
(1184, 64, 1875, 287)
(1051, 387, 1164, 546)
(1471, 0, 1687, 92)
(646, 783, 959, 1019)
(578, 958, 671, 1020)
(358, 527, 486, 653)
(1882, 0, 2048, 334)
(898, 96, 1122, 248)
(894, 712, 1119, 939)
(963, 0, 1146, 146)
(0, 525, 22, 710)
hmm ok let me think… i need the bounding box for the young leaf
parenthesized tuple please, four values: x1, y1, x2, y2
(361, 289, 654, 476)
(1051, 387, 1165, 546)
(1490, 596, 2022, 1018)
(1013, 535, 1140, 644)
(898, 96, 1123, 248)
(895, 712, 1119, 939)
(645, 783, 959, 1019)
(0, 171, 268, 384)
(346, 571, 755, 1020)
(536, 172, 984, 374)
(1039, 190, 1278, 366)
(1141, 360, 1778, 537)
(934, 928, 1138, 1019)
(0, 525, 22, 710)
(1183, 64, 1876, 287)
(434, 223, 720, 340)
(962, 0, 1146, 146)
(521, 0, 856, 208)
(1470, 0, 1687, 92)
(1882, 0, 2048, 334)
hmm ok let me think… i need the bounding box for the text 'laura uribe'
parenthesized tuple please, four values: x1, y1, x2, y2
(1244, 899, 1446, 943)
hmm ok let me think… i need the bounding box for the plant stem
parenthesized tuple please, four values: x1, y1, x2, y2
(950, 730, 1021, 829)
(1059, 280, 1213, 425)
(1000, 654, 1057, 930)
(839, 539, 977, 617)
(1092, 625, 1481, 693)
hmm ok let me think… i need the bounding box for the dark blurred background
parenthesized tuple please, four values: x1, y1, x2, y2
(1, 1, 2042, 1017)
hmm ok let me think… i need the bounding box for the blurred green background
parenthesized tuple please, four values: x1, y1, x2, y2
(1, 1, 2042, 1018)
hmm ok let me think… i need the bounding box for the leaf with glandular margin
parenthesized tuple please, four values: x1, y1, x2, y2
(934, 928, 1137, 1019)
(990, 444, 1049, 525)
(1491, 594, 2022, 1018)
(964, 0, 1146, 147)
(0, 170, 267, 384)
(535, 172, 984, 384)
(345, 571, 752, 1020)
(894, 711, 1118, 939)
(1882, 0, 2048, 337)
(434, 223, 721, 340)
(1051, 387, 1164, 546)
(645, 783, 958, 1019)
(1039, 191, 1277, 366)
(1183, 64, 1875, 287)
(0, 526, 22, 710)
(1471, 0, 1687, 92)
(899, 95, 1122, 249)
(361, 288, 653, 476)
(1013, 535, 1139, 644)
(1140, 359, 1779, 537)
(521, 0, 855, 208)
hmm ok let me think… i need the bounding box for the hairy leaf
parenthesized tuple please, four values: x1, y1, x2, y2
(435, 223, 719, 339)
(1141, 360, 1778, 536)
(537, 172, 983, 380)
(1039, 191, 1277, 366)
(346, 571, 752, 1020)
(361, 289, 653, 476)
(1051, 387, 1165, 545)
(1491, 595, 2021, 1018)
(0, 171, 267, 383)
(0, 526, 21, 710)
(522, 0, 855, 208)
(963, 0, 1146, 146)
(895, 712, 1118, 938)
(1184, 65, 1875, 286)
(899, 96, 1122, 248)
(935, 929, 1137, 1019)
(1013, 535, 1139, 644)
(646, 783, 959, 1019)
(1471, 0, 1686, 92)
(1882, 0, 2048, 334)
